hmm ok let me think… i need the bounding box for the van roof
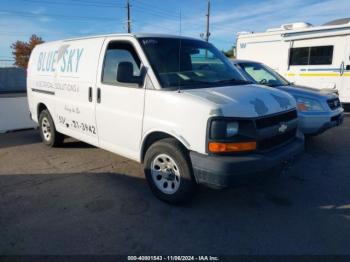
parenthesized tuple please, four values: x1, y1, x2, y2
(59, 33, 199, 43)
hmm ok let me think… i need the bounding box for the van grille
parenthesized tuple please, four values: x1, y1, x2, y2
(255, 110, 297, 129)
(254, 109, 298, 151)
(258, 128, 297, 151)
(327, 97, 341, 110)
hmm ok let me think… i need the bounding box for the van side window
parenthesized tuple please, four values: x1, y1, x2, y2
(289, 46, 333, 66)
(102, 42, 141, 86)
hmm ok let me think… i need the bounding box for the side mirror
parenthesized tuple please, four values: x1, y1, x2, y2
(117, 61, 138, 84)
(116, 62, 146, 87)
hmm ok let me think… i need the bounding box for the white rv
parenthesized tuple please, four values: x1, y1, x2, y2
(236, 18, 350, 109)
(27, 34, 303, 203)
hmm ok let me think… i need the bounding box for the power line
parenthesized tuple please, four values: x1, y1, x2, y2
(69, 0, 121, 5)
(134, 3, 179, 17)
(0, 9, 121, 21)
(12, 0, 182, 29)
(132, 10, 178, 23)
(132, 21, 179, 33)
(132, 6, 179, 20)
(18, 0, 180, 18)
(135, 0, 179, 16)
(18, 0, 124, 8)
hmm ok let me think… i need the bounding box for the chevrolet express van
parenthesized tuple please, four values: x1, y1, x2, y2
(27, 34, 304, 203)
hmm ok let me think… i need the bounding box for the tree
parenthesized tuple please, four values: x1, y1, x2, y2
(222, 46, 236, 58)
(11, 35, 44, 68)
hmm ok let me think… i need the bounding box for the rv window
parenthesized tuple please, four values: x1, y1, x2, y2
(309, 46, 333, 65)
(289, 47, 309, 65)
(289, 45, 334, 66)
(102, 42, 141, 86)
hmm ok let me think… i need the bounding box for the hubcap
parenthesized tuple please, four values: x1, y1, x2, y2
(41, 117, 52, 141)
(151, 154, 181, 194)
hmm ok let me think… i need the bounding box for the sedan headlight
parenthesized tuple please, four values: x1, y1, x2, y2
(210, 120, 239, 140)
(296, 97, 324, 112)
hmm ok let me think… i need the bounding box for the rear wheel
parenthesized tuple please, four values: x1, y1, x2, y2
(144, 138, 197, 204)
(39, 109, 64, 147)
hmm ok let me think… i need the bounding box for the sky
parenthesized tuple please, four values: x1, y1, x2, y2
(1, 0, 350, 60)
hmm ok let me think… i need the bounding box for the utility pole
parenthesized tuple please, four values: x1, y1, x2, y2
(126, 0, 131, 33)
(200, 0, 211, 42)
(205, 0, 210, 42)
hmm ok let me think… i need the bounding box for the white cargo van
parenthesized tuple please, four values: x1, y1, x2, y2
(236, 19, 350, 109)
(27, 34, 303, 203)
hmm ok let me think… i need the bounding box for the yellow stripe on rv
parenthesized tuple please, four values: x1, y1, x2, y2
(286, 72, 350, 77)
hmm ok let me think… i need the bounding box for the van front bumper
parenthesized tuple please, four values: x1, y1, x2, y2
(190, 138, 304, 188)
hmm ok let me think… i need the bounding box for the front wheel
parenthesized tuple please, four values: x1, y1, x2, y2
(144, 138, 197, 204)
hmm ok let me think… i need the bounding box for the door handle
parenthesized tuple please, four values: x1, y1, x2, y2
(97, 88, 101, 103)
(88, 87, 92, 102)
(340, 62, 345, 76)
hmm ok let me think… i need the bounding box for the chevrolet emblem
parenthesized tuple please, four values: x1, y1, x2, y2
(278, 123, 288, 133)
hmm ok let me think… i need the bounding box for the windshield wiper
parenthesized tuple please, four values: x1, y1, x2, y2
(168, 79, 212, 89)
(213, 78, 252, 85)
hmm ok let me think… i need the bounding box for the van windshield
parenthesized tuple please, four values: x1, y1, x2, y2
(138, 37, 250, 89)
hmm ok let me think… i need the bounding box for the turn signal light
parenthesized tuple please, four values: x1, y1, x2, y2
(297, 103, 308, 112)
(208, 141, 257, 153)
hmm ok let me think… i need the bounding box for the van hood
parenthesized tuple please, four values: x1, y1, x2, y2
(183, 84, 296, 118)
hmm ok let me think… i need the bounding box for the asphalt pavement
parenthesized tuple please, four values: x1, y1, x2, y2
(0, 116, 349, 255)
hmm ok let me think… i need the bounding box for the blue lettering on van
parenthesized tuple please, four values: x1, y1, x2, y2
(45, 51, 53, 72)
(76, 49, 83, 72)
(60, 50, 68, 72)
(41, 52, 46, 71)
(37, 53, 43, 71)
(51, 51, 58, 72)
(36, 47, 84, 73)
(67, 49, 76, 72)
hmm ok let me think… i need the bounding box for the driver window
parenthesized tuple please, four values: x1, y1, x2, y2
(191, 49, 225, 71)
(102, 41, 141, 86)
(243, 65, 277, 84)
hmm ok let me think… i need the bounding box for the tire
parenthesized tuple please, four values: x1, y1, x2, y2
(38, 109, 64, 147)
(143, 138, 197, 204)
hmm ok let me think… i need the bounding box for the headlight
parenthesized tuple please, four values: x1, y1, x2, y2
(210, 120, 239, 140)
(296, 97, 324, 112)
(226, 122, 239, 137)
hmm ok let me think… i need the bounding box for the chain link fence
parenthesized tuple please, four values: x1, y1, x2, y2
(0, 59, 15, 68)
(0, 62, 26, 93)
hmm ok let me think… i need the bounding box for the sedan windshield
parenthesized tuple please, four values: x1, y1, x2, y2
(235, 62, 290, 87)
(138, 37, 249, 89)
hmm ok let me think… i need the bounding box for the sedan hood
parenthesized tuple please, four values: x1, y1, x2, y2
(275, 85, 338, 100)
(184, 84, 296, 118)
